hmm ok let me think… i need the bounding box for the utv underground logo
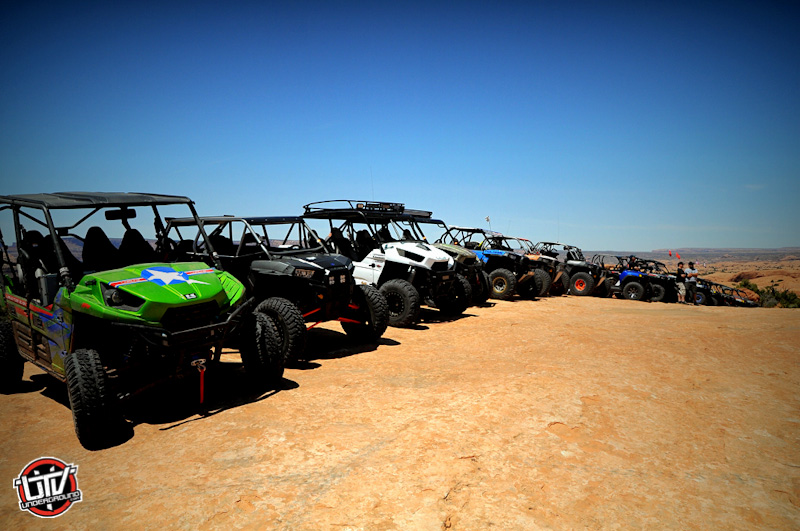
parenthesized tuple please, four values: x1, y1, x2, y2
(13, 457, 82, 518)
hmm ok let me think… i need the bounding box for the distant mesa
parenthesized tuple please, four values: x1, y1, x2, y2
(730, 270, 800, 283)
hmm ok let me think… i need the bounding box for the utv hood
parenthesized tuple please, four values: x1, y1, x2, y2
(433, 242, 477, 261)
(251, 252, 352, 275)
(69, 262, 243, 324)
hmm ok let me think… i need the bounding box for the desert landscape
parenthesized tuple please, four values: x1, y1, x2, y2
(1, 259, 799, 530)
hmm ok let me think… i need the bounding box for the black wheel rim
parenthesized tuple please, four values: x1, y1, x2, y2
(386, 292, 406, 318)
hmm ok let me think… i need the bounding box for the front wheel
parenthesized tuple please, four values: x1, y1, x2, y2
(64, 348, 123, 450)
(255, 297, 307, 362)
(489, 268, 516, 300)
(569, 272, 595, 296)
(436, 274, 472, 315)
(622, 281, 646, 301)
(0, 319, 24, 392)
(379, 279, 421, 327)
(341, 284, 389, 341)
(695, 291, 708, 305)
(240, 311, 284, 386)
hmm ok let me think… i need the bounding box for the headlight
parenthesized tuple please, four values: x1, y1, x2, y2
(294, 268, 315, 279)
(101, 284, 145, 310)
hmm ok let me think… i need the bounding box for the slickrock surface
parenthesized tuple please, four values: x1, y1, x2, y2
(2, 296, 799, 529)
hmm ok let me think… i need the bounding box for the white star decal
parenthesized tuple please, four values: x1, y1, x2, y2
(143, 268, 209, 286)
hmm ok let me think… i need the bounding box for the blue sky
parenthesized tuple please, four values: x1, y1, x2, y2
(2, 1, 798, 250)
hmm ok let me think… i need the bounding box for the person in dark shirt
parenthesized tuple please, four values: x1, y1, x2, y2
(675, 261, 686, 303)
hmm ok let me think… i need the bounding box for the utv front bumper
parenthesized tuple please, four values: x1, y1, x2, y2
(110, 297, 254, 355)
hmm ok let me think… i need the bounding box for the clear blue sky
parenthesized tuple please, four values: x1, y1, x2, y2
(2, 1, 798, 251)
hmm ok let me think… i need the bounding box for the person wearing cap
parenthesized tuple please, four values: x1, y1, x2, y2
(685, 261, 699, 305)
(675, 261, 687, 303)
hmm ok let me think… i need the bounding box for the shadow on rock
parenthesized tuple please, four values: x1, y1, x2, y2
(290, 328, 401, 369)
(120, 360, 295, 431)
(418, 308, 477, 324)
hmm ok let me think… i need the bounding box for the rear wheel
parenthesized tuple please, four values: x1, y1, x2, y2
(533, 269, 552, 297)
(255, 297, 307, 362)
(64, 348, 123, 450)
(240, 311, 284, 386)
(489, 268, 516, 300)
(341, 284, 389, 341)
(0, 319, 24, 392)
(650, 283, 666, 302)
(695, 291, 708, 305)
(594, 277, 611, 297)
(379, 279, 421, 327)
(551, 271, 571, 295)
(517, 280, 538, 299)
(473, 271, 491, 304)
(570, 272, 595, 296)
(622, 281, 646, 301)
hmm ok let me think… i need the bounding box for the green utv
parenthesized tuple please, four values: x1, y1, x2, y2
(0, 193, 278, 450)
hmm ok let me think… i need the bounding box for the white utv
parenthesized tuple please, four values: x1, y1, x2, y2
(303, 201, 466, 327)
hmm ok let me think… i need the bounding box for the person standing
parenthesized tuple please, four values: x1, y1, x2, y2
(685, 261, 699, 305)
(675, 261, 687, 303)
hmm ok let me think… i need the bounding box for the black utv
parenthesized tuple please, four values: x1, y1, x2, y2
(530, 242, 608, 297)
(165, 215, 389, 361)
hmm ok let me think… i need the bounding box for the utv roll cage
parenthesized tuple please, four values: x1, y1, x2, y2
(165, 215, 329, 261)
(303, 200, 429, 259)
(0, 192, 219, 297)
(531, 242, 585, 262)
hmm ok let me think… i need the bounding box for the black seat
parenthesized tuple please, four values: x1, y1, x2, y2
(376, 226, 393, 243)
(238, 232, 263, 255)
(41, 235, 84, 279)
(119, 229, 157, 266)
(355, 230, 377, 260)
(82, 226, 122, 272)
(17, 230, 48, 298)
(19, 229, 46, 268)
(328, 228, 357, 261)
(208, 234, 236, 256)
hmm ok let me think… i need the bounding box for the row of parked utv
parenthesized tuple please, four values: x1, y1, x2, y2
(0, 193, 754, 449)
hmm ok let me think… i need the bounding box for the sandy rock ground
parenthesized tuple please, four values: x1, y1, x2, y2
(1, 296, 799, 530)
(683, 258, 800, 294)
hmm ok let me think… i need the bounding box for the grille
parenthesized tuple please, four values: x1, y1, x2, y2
(431, 261, 449, 272)
(161, 301, 219, 331)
